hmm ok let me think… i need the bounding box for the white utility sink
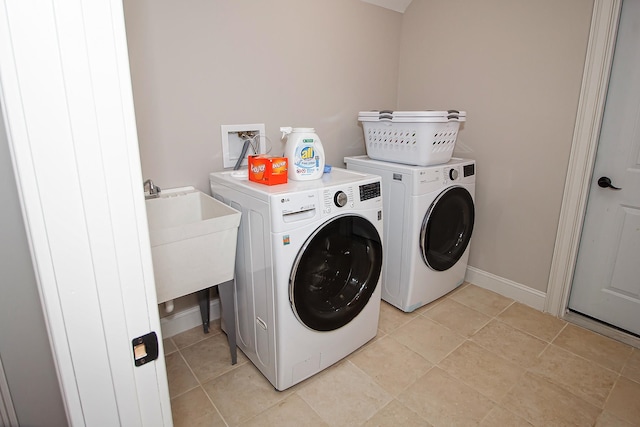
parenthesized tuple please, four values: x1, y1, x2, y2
(145, 186, 241, 303)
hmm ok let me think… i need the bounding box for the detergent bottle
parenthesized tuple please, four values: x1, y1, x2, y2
(280, 127, 325, 181)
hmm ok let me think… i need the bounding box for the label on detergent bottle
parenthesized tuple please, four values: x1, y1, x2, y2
(294, 139, 320, 176)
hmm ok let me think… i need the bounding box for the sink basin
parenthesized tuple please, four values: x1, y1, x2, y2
(145, 187, 241, 303)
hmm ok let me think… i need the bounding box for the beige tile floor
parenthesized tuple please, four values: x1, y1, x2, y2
(163, 283, 640, 427)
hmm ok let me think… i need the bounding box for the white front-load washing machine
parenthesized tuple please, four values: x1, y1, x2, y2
(209, 168, 383, 390)
(345, 156, 475, 312)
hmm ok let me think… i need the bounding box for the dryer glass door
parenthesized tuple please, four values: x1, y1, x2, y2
(420, 186, 475, 271)
(290, 214, 382, 331)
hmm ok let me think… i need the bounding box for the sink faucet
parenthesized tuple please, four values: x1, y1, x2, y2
(144, 179, 161, 199)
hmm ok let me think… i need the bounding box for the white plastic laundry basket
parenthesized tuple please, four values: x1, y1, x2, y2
(358, 110, 466, 166)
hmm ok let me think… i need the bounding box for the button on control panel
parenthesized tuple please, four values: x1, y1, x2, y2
(334, 191, 348, 207)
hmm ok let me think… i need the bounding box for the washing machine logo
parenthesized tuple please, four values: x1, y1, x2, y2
(283, 235, 290, 245)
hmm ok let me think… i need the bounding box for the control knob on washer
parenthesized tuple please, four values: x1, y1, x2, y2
(334, 191, 348, 207)
(449, 168, 459, 181)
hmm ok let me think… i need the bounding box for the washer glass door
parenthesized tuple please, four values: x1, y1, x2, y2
(420, 186, 475, 271)
(290, 214, 382, 331)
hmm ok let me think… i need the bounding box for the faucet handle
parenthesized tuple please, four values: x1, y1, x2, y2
(143, 179, 160, 198)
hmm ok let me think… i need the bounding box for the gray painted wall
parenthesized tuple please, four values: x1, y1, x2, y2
(0, 107, 67, 426)
(124, 0, 594, 300)
(397, 0, 594, 292)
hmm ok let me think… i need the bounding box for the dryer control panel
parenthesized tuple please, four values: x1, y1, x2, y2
(443, 162, 475, 185)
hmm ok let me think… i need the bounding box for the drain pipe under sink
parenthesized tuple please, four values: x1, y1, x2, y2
(165, 299, 175, 313)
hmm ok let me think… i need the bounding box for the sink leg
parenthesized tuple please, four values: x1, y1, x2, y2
(197, 288, 210, 334)
(217, 280, 237, 365)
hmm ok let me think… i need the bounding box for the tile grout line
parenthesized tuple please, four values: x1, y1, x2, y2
(439, 300, 528, 408)
(551, 324, 635, 375)
(507, 320, 614, 417)
(484, 303, 584, 426)
(291, 359, 373, 426)
(494, 299, 516, 317)
(448, 287, 516, 319)
(200, 381, 230, 427)
(599, 371, 621, 420)
(174, 334, 233, 427)
(548, 320, 569, 343)
(167, 287, 640, 426)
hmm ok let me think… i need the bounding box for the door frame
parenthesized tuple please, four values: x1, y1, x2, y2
(545, 0, 621, 316)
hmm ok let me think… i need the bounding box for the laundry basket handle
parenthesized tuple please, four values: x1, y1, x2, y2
(378, 110, 393, 121)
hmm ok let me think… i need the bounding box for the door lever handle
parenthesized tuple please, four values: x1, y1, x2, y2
(597, 176, 622, 190)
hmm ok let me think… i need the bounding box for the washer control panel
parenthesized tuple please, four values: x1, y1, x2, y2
(323, 186, 354, 213)
(321, 180, 381, 214)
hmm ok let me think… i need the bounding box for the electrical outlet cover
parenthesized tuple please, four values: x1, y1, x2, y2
(221, 124, 266, 169)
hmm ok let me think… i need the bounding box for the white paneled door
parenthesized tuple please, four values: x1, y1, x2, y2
(569, 0, 640, 336)
(0, 0, 172, 424)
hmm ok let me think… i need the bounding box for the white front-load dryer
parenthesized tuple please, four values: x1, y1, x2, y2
(345, 156, 475, 312)
(209, 168, 383, 390)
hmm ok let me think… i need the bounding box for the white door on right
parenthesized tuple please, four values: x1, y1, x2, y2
(568, 0, 640, 336)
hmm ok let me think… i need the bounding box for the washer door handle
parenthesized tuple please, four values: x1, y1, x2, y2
(597, 176, 622, 190)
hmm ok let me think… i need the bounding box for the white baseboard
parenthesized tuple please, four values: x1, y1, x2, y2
(159, 268, 546, 338)
(159, 297, 221, 338)
(465, 266, 546, 311)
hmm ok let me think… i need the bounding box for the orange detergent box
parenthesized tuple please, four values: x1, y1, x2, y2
(248, 155, 288, 185)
